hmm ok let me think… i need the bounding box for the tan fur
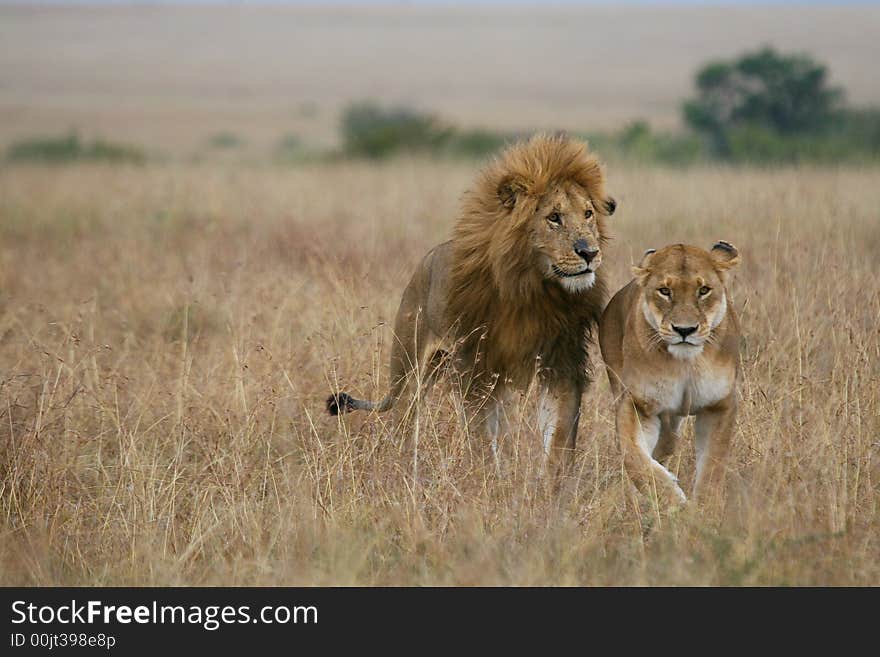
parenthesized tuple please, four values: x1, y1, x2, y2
(328, 134, 617, 480)
(599, 242, 741, 506)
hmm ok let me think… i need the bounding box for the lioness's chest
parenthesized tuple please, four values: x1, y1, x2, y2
(633, 365, 734, 416)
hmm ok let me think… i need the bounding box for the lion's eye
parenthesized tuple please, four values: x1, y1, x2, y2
(584, 208, 594, 219)
(547, 212, 563, 226)
(658, 287, 671, 297)
(699, 286, 712, 296)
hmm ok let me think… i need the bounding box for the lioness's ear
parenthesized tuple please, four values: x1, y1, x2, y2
(631, 248, 655, 284)
(710, 240, 740, 270)
(498, 176, 529, 210)
(596, 197, 617, 216)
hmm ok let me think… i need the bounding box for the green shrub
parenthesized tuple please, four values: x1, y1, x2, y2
(725, 123, 880, 164)
(341, 103, 453, 159)
(7, 134, 83, 162)
(207, 133, 245, 149)
(339, 102, 521, 160)
(7, 133, 146, 164)
(830, 109, 880, 153)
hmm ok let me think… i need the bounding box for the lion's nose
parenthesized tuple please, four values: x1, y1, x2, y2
(574, 240, 599, 264)
(673, 325, 698, 338)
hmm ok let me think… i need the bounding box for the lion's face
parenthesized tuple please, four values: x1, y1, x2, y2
(459, 134, 616, 304)
(634, 242, 740, 360)
(525, 182, 606, 294)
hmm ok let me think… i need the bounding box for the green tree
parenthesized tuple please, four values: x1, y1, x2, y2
(683, 47, 843, 154)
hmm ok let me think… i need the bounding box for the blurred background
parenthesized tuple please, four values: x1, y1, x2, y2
(2, 1, 879, 166)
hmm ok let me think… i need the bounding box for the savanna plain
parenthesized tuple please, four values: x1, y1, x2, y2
(1, 159, 878, 586)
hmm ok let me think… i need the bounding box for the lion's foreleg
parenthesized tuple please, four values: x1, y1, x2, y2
(456, 376, 510, 472)
(485, 387, 512, 473)
(539, 381, 582, 485)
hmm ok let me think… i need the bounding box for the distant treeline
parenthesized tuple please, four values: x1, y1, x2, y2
(338, 47, 880, 165)
(6, 48, 879, 166)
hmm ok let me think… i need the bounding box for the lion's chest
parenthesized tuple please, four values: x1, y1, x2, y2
(486, 313, 588, 388)
(633, 365, 734, 416)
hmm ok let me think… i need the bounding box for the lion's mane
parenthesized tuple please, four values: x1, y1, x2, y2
(446, 134, 614, 389)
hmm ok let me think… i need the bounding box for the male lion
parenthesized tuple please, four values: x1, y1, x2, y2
(599, 242, 741, 505)
(327, 134, 617, 478)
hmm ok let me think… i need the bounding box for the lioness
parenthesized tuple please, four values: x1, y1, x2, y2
(328, 134, 617, 478)
(598, 242, 741, 505)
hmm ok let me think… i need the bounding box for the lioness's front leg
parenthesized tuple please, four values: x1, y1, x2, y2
(693, 397, 736, 503)
(652, 412, 683, 463)
(616, 394, 686, 505)
(539, 380, 583, 482)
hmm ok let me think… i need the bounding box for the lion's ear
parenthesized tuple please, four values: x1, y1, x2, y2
(631, 248, 655, 284)
(596, 197, 617, 216)
(498, 176, 529, 210)
(710, 240, 740, 271)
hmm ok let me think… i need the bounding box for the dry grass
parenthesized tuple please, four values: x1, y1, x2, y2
(0, 159, 878, 586)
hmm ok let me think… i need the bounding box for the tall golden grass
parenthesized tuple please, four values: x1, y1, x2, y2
(1, 160, 878, 585)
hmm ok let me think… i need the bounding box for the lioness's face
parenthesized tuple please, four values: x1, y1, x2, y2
(530, 183, 605, 293)
(635, 243, 740, 360)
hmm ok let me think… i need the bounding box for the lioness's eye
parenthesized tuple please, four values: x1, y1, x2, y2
(584, 209, 594, 219)
(547, 212, 562, 226)
(699, 286, 712, 296)
(658, 287, 671, 297)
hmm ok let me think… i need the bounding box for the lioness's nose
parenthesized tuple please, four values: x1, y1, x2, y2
(673, 325, 698, 338)
(574, 240, 599, 263)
